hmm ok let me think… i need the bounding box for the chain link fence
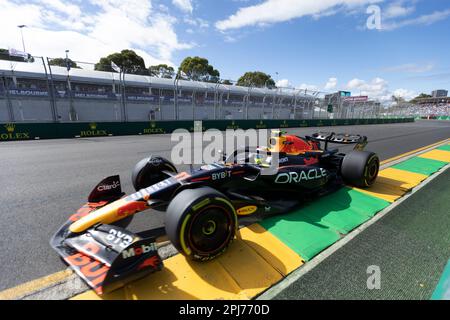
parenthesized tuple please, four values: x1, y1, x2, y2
(1, 56, 446, 123)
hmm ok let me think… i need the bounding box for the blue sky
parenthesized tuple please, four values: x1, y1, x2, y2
(1, 0, 449, 102)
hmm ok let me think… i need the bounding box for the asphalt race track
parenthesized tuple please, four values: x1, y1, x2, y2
(0, 120, 449, 291)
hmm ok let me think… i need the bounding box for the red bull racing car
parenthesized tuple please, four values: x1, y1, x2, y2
(51, 131, 380, 294)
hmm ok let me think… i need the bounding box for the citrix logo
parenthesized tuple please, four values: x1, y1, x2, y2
(97, 181, 120, 191)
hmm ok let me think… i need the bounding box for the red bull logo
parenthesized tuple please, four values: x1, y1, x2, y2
(117, 201, 148, 217)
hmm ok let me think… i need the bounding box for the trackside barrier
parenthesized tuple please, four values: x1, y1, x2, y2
(0, 118, 414, 142)
(420, 116, 450, 120)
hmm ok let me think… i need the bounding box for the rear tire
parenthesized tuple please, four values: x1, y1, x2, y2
(341, 151, 379, 187)
(131, 156, 177, 191)
(165, 187, 237, 261)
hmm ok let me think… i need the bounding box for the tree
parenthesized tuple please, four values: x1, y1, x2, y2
(95, 49, 146, 74)
(410, 93, 432, 103)
(236, 71, 275, 88)
(221, 79, 233, 85)
(148, 64, 175, 78)
(178, 56, 220, 82)
(48, 58, 80, 69)
(0, 48, 34, 62)
(391, 95, 405, 102)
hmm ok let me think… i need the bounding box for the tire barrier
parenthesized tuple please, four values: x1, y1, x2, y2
(0, 118, 415, 142)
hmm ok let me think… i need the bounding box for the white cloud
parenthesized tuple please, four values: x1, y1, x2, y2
(283, 77, 336, 92)
(223, 35, 237, 43)
(216, 0, 449, 33)
(392, 88, 416, 100)
(382, 62, 434, 73)
(216, 0, 381, 31)
(382, 9, 450, 30)
(41, 0, 83, 17)
(184, 17, 209, 28)
(172, 0, 193, 14)
(341, 77, 418, 103)
(384, 1, 415, 19)
(345, 77, 392, 101)
(0, 0, 192, 67)
(276, 79, 292, 88)
(324, 77, 338, 90)
(297, 83, 319, 92)
(272, 75, 415, 103)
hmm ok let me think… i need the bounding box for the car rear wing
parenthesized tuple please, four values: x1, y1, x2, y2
(309, 132, 368, 151)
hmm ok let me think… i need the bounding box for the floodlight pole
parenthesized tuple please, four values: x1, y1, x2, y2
(17, 25, 27, 53)
(64, 50, 76, 121)
(245, 83, 254, 120)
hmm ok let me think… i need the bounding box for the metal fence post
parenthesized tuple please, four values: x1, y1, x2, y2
(262, 95, 267, 119)
(66, 70, 76, 121)
(121, 70, 128, 122)
(45, 57, 59, 122)
(192, 90, 195, 120)
(214, 82, 221, 120)
(1, 72, 14, 122)
(39, 57, 57, 122)
(245, 85, 253, 120)
(158, 88, 163, 121)
(218, 90, 223, 120)
(173, 75, 179, 120)
(293, 92, 297, 119)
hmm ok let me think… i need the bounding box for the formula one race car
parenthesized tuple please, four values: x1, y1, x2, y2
(51, 131, 379, 294)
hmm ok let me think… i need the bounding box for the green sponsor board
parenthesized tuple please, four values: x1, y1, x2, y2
(0, 118, 415, 141)
(0, 123, 32, 140)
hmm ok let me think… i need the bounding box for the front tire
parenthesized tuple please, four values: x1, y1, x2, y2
(165, 187, 237, 261)
(131, 156, 177, 191)
(341, 151, 379, 187)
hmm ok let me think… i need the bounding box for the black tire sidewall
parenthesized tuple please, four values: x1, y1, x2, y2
(341, 151, 379, 187)
(132, 156, 177, 191)
(364, 154, 380, 186)
(165, 187, 237, 261)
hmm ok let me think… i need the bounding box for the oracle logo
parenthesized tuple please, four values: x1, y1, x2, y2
(275, 168, 327, 184)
